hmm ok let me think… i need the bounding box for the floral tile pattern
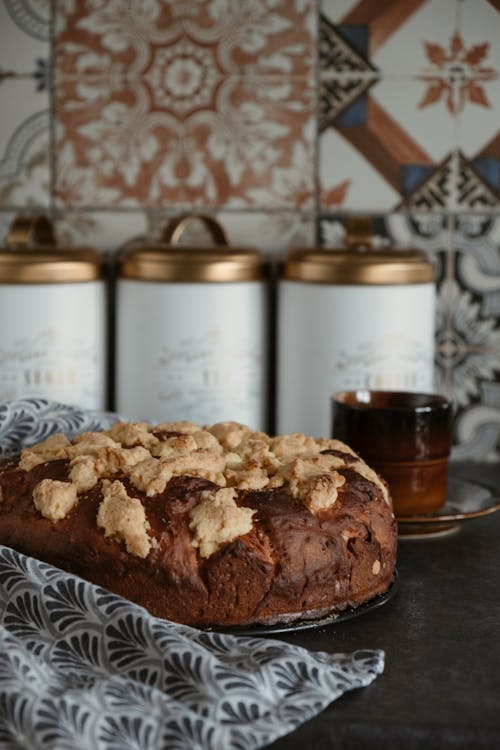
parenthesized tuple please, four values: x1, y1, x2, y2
(0, 0, 500, 458)
(54, 0, 317, 209)
(444, 215, 500, 459)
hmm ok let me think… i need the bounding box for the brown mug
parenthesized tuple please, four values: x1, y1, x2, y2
(331, 390, 453, 516)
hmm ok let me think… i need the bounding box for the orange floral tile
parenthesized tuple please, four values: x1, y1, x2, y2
(54, 0, 316, 209)
(55, 0, 316, 78)
(54, 74, 315, 208)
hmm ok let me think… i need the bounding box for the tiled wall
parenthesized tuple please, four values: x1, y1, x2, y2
(1, 0, 500, 459)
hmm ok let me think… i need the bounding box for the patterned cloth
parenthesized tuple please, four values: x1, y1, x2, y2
(0, 399, 385, 749)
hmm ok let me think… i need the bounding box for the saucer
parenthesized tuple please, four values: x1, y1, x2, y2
(397, 476, 500, 538)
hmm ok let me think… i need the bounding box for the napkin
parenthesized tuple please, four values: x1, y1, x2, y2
(0, 399, 385, 750)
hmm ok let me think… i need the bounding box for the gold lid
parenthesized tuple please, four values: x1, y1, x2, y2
(0, 215, 102, 283)
(283, 217, 435, 285)
(119, 214, 266, 283)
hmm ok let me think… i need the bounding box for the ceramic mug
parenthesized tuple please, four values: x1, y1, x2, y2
(331, 390, 453, 516)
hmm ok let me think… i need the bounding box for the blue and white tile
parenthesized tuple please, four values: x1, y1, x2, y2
(445, 214, 500, 459)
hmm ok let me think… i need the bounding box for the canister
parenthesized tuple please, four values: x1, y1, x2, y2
(0, 214, 107, 409)
(276, 218, 436, 437)
(115, 214, 269, 429)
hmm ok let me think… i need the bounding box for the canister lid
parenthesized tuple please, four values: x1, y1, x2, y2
(0, 215, 102, 283)
(119, 214, 266, 282)
(282, 217, 435, 285)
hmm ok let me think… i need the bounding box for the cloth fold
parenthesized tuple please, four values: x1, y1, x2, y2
(0, 546, 384, 750)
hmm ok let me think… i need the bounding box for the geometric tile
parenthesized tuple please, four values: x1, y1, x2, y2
(319, 71, 458, 212)
(0, 77, 50, 207)
(319, 13, 378, 75)
(321, 0, 458, 76)
(319, 128, 400, 212)
(318, 0, 500, 215)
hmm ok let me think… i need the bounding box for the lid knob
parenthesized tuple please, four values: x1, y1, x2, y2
(344, 217, 374, 249)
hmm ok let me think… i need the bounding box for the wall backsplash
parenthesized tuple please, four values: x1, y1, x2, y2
(1, 0, 500, 460)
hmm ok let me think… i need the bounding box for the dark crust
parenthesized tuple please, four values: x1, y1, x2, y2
(0, 455, 397, 628)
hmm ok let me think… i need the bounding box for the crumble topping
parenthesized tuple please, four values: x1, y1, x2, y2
(189, 487, 255, 558)
(97, 479, 152, 558)
(16, 419, 391, 557)
(154, 420, 199, 435)
(107, 421, 158, 448)
(273, 454, 346, 511)
(206, 421, 254, 451)
(271, 433, 319, 458)
(32, 479, 78, 522)
(19, 433, 72, 471)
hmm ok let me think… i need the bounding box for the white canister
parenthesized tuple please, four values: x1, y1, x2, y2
(115, 214, 269, 429)
(276, 220, 436, 437)
(0, 215, 107, 410)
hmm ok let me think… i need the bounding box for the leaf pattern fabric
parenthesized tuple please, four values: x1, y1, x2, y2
(0, 399, 385, 749)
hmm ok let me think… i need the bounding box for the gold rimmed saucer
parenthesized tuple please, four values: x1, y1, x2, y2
(397, 476, 500, 538)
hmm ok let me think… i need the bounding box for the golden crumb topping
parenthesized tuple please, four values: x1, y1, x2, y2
(32, 479, 78, 522)
(189, 487, 255, 558)
(14, 419, 391, 558)
(97, 480, 152, 558)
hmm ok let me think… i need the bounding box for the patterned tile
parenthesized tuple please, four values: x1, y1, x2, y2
(54, 74, 315, 209)
(0, 77, 50, 207)
(53, 1, 316, 210)
(321, 0, 461, 76)
(55, 0, 316, 78)
(319, 73, 457, 212)
(0, 0, 50, 78)
(460, 0, 500, 75)
(318, 0, 500, 213)
(441, 215, 500, 459)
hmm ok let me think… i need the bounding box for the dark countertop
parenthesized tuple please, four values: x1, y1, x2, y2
(266, 463, 500, 750)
